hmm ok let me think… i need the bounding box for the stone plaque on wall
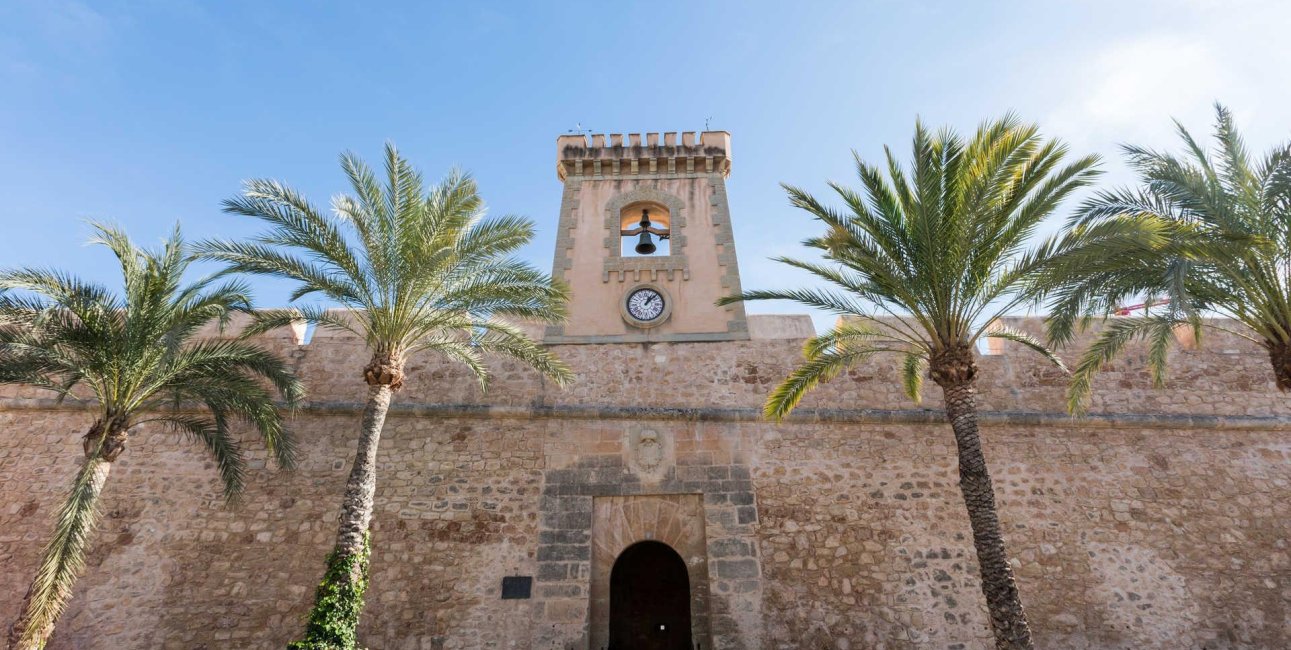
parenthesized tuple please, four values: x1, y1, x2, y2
(627, 427, 674, 480)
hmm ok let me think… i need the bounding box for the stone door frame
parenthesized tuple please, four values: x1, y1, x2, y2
(589, 494, 712, 649)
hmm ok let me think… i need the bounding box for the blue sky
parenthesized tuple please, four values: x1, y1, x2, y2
(2, 1, 1289, 328)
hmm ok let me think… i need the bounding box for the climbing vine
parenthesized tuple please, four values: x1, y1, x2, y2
(288, 533, 371, 650)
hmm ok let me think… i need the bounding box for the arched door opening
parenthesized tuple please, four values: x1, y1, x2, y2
(609, 541, 693, 650)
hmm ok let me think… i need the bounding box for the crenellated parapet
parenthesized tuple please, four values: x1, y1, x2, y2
(555, 131, 732, 181)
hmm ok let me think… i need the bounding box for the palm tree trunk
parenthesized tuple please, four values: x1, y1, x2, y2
(7, 436, 117, 650)
(334, 383, 392, 560)
(297, 383, 392, 646)
(1266, 340, 1291, 391)
(941, 379, 1034, 650)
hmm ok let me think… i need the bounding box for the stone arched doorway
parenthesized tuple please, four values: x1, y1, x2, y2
(589, 494, 712, 649)
(609, 541, 693, 649)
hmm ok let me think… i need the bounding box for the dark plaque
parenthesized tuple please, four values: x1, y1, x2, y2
(501, 576, 532, 599)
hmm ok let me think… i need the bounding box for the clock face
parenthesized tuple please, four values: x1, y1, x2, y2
(626, 288, 666, 322)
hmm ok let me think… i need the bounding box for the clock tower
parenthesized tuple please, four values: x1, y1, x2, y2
(544, 131, 749, 343)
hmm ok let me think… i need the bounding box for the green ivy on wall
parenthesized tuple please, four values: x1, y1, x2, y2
(288, 533, 371, 650)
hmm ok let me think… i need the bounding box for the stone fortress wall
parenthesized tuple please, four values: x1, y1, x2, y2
(0, 315, 1288, 649)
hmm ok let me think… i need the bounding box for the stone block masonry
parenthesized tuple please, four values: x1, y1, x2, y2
(0, 317, 1289, 648)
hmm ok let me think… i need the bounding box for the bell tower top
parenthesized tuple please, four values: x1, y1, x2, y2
(554, 131, 733, 181)
(544, 130, 748, 344)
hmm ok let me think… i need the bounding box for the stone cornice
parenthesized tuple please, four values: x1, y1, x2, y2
(6, 398, 1290, 432)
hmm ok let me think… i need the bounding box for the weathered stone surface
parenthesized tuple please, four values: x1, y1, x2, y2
(0, 318, 1288, 648)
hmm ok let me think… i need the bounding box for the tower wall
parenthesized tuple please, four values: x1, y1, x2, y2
(546, 131, 748, 343)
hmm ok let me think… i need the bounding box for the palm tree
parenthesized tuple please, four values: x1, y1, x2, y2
(196, 143, 573, 649)
(1, 224, 302, 650)
(719, 116, 1114, 649)
(1047, 103, 1291, 412)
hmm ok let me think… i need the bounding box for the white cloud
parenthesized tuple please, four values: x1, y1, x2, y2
(1057, 35, 1221, 145)
(1043, 5, 1291, 160)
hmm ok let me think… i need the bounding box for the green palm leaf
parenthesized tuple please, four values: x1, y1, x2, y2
(724, 115, 1096, 412)
(1050, 103, 1291, 401)
(0, 223, 302, 648)
(982, 325, 1068, 373)
(722, 115, 1098, 648)
(200, 143, 572, 647)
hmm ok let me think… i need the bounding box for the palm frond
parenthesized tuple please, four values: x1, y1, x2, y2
(470, 318, 574, 387)
(765, 346, 873, 421)
(206, 146, 571, 393)
(1066, 317, 1173, 414)
(726, 114, 1095, 415)
(1051, 103, 1291, 398)
(14, 457, 109, 648)
(901, 350, 927, 403)
(981, 325, 1068, 373)
(154, 414, 247, 498)
(2, 224, 302, 646)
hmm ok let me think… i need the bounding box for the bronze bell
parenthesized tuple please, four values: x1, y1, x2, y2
(634, 232, 657, 255)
